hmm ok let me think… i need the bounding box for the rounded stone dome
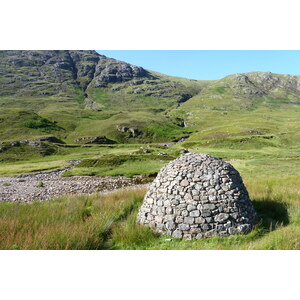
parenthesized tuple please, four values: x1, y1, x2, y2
(138, 153, 257, 239)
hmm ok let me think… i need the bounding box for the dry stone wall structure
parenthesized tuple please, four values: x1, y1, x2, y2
(137, 153, 257, 239)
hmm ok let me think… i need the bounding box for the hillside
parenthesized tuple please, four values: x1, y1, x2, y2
(0, 51, 300, 161)
(170, 71, 300, 151)
(0, 50, 209, 145)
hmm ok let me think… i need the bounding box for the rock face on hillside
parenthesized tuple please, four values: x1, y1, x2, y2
(94, 60, 147, 85)
(0, 50, 198, 104)
(137, 153, 257, 239)
(224, 72, 300, 97)
(0, 50, 150, 96)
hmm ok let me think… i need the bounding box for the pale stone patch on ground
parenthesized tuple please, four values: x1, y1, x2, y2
(0, 161, 148, 202)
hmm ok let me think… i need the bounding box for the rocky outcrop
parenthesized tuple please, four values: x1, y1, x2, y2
(84, 97, 101, 111)
(226, 72, 300, 97)
(0, 50, 149, 96)
(0, 51, 199, 103)
(94, 60, 147, 86)
(116, 125, 142, 138)
(0, 137, 64, 154)
(138, 153, 257, 239)
(75, 136, 117, 144)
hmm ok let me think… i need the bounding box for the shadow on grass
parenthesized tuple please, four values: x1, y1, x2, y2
(252, 198, 289, 231)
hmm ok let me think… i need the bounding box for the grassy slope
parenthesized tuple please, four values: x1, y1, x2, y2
(0, 73, 208, 144)
(169, 72, 300, 152)
(0, 50, 212, 144)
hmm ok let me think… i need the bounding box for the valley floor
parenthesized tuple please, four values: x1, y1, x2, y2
(0, 143, 299, 250)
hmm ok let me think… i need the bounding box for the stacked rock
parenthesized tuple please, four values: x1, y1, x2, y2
(137, 153, 257, 239)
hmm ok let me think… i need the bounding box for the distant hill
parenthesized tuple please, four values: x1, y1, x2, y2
(0, 50, 209, 144)
(0, 50, 299, 149)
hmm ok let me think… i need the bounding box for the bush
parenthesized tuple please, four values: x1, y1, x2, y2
(23, 117, 59, 132)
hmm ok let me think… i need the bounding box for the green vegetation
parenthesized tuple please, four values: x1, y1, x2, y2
(0, 189, 146, 250)
(36, 182, 44, 188)
(0, 51, 209, 144)
(22, 116, 60, 132)
(64, 153, 174, 177)
(1, 170, 299, 250)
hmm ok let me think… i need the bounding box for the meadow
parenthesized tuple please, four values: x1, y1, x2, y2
(0, 142, 299, 250)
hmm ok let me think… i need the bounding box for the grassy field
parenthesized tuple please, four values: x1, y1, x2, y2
(1, 131, 299, 250)
(0, 157, 299, 250)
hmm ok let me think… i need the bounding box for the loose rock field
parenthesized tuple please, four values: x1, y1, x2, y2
(0, 161, 147, 202)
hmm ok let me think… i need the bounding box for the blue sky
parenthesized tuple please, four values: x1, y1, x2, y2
(97, 50, 300, 80)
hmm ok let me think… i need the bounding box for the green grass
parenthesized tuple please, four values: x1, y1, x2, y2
(1, 171, 299, 250)
(0, 144, 142, 176)
(0, 189, 145, 250)
(64, 153, 174, 177)
(0, 142, 179, 177)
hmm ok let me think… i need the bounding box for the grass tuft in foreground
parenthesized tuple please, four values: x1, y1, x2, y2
(0, 189, 146, 250)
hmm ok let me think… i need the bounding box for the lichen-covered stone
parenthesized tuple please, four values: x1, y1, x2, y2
(137, 153, 258, 240)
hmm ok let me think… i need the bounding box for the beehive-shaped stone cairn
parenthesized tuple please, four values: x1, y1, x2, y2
(137, 153, 257, 239)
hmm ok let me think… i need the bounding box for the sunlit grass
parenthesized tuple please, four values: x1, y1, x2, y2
(0, 172, 299, 250)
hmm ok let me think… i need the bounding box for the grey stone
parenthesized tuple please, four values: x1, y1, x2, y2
(184, 217, 194, 224)
(196, 233, 203, 240)
(137, 152, 258, 239)
(205, 230, 217, 238)
(181, 210, 189, 217)
(189, 210, 200, 217)
(166, 207, 173, 214)
(164, 214, 175, 221)
(191, 189, 199, 196)
(172, 230, 183, 239)
(154, 216, 163, 223)
(214, 213, 230, 223)
(208, 195, 217, 201)
(190, 227, 201, 234)
(178, 223, 190, 231)
(201, 224, 211, 231)
(195, 217, 206, 224)
(187, 204, 196, 211)
(175, 216, 184, 223)
(201, 209, 212, 217)
(202, 204, 216, 210)
(156, 223, 165, 231)
(166, 221, 176, 230)
(180, 180, 189, 187)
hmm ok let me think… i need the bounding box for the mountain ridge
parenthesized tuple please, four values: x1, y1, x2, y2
(0, 50, 299, 152)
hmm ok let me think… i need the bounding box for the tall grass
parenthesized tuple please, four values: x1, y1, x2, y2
(0, 175, 299, 250)
(0, 189, 146, 250)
